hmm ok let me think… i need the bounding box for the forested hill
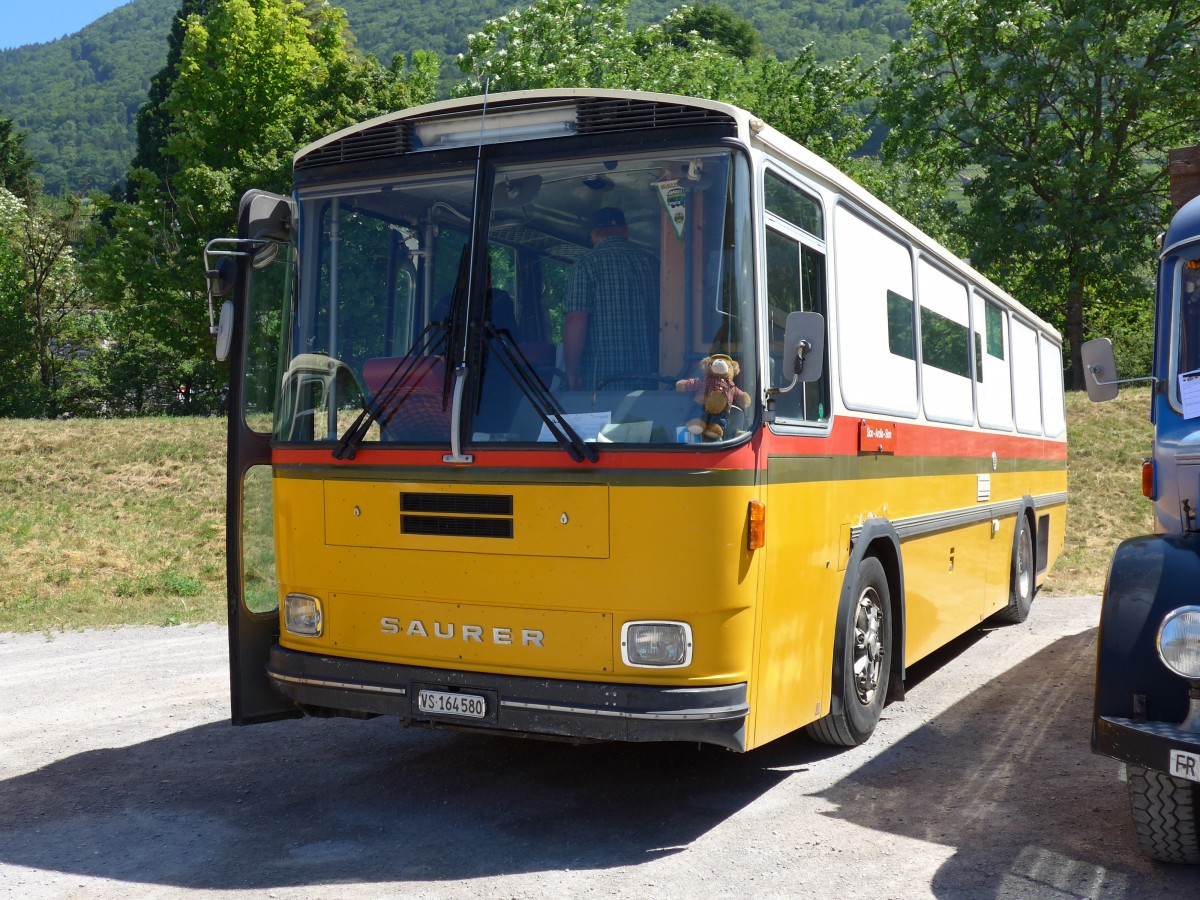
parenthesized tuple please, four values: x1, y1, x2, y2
(0, 0, 909, 196)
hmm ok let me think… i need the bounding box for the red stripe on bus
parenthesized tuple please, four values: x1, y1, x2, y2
(272, 418, 1064, 470)
(760, 418, 1067, 460)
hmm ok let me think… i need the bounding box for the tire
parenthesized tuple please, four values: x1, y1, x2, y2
(806, 556, 892, 747)
(1128, 765, 1200, 864)
(991, 515, 1034, 625)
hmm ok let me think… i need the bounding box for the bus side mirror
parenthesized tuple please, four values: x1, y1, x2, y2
(215, 300, 234, 362)
(205, 256, 236, 298)
(1082, 338, 1119, 402)
(783, 311, 825, 383)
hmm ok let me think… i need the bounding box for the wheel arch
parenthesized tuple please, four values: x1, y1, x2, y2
(1014, 496, 1038, 579)
(830, 518, 906, 716)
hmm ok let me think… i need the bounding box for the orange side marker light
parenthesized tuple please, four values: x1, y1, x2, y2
(748, 500, 766, 550)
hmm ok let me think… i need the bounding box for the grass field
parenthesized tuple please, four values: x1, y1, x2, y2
(0, 417, 225, 631)
(0, 389, 1155, 632)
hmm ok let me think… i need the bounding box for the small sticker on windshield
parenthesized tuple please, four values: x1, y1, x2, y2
(1180, 369, 1200, 419)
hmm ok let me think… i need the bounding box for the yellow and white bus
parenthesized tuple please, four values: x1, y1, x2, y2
(209, 89, 1067, 751)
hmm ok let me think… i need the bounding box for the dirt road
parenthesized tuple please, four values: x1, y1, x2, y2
(1, 596, 1196, 898)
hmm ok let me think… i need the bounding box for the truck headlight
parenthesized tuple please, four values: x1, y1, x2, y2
(1157, 606, 1200, 679)
(621, 621, 692, 668)
(284, 593, 323, 637)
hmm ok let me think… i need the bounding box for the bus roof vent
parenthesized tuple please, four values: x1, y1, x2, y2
(575, 98, 737, 137)
(297, 121, 414, 170)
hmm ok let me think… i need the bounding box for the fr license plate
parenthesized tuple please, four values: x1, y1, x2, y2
(417, 689, 487, 719)
(1168, 748, 1200, 783)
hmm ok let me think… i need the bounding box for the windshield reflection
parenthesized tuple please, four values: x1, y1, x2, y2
(278, 147, 756, 450)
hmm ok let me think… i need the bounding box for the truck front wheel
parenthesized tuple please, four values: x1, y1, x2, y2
(1128, 764, 1200, 864)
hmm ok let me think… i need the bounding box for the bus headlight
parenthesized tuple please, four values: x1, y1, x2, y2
(284, 593, 323, 637)
(621, 621, 692, 668)
(1158, 606, 1200, 679)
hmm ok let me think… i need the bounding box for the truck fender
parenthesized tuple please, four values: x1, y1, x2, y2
(1093, 533, 1200, 734)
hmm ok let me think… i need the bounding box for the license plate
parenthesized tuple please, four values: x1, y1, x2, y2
(1168, 749, 1200, 783)
(417, 689, 486, 719)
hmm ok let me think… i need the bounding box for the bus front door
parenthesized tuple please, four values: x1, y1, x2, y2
(227, 190, 300, 725)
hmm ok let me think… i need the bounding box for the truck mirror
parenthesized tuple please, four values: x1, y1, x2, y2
(1082, 338, 1119, 403)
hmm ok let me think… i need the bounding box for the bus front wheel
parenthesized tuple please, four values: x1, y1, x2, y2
(806, 556, 892, 747)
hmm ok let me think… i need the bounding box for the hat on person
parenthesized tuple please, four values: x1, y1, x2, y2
(590, 207, 626, 229)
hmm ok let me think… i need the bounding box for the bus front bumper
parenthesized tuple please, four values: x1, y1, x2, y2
(267, 645, 750, 751)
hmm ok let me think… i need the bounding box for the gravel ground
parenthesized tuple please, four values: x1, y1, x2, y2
(0, 595, 1197, 899)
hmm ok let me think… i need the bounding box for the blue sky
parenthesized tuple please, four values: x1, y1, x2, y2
(1, 0, 132, 51)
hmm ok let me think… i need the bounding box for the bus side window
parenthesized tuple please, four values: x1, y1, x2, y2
(764, 171, 828, 424)
(766, 231, 829, 422)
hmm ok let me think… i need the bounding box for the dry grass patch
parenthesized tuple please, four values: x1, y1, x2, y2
(0, 417, 226, 630)
(1044, 386, 1154, 596)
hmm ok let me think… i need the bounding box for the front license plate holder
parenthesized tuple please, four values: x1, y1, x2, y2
(412, 683, 499, 725)
(1168, 748, 1200, 783)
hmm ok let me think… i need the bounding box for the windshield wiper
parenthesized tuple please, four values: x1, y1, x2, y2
(484, 324, 598, 464)
(332, 318, 598, 464)
(332, 322, 450, 460)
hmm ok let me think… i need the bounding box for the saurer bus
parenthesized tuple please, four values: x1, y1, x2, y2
(204, 89, 1068, 752)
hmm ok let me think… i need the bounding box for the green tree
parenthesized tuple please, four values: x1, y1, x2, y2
(456, 0, 875, 170)
(0, 116, 36, 198)
(881, 0, 1200, 387)
(92, 0, 439, 414)
(127, 0, 210, 200)
(664, 2, 762, 60)
(0, 190, 97, 416)
(0, 188, 40, 414)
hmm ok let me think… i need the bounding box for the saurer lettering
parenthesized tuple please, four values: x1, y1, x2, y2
(380, 617, 544, 647)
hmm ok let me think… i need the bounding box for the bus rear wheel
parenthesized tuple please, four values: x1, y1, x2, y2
(991, 515, 1034, 625)
(1128, 765, 1200, 864)
(806, 556, 892, 747)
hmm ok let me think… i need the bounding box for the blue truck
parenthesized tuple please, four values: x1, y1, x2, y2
(1084, 174, 1200, 864)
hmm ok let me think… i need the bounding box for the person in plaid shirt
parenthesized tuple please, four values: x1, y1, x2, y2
(564, 207, 660, 391)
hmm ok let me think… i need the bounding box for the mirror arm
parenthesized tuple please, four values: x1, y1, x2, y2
(1087, 368, 1157, 390)
(767, 339, 812, 398)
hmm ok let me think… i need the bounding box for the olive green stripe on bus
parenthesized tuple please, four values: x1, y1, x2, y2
(274, 455, 1064, 489)
(764, 453, 1066, 485)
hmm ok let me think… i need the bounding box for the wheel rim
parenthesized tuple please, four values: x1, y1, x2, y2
(853, 586, 885, 705)
(1016, 527, 1033, 600)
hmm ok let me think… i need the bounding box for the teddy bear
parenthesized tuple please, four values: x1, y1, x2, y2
(676, 354, 751, 440)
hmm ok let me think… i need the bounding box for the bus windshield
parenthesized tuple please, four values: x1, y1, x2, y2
(1175, 249, 1200, 381)
(277, 147, 757, 449)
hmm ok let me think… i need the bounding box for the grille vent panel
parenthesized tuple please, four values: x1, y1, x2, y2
(297, 122, 413, 170)
(576, 98, 737, 137)
(402, 515, 514, 539)
(400, 492, 514, 539)
(401, 493, 513, 516)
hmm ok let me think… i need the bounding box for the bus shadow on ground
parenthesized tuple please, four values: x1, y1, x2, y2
(813, 626, 1198, 898)
(1, 626, 1193, 894)
(0, 698, 825, 889)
